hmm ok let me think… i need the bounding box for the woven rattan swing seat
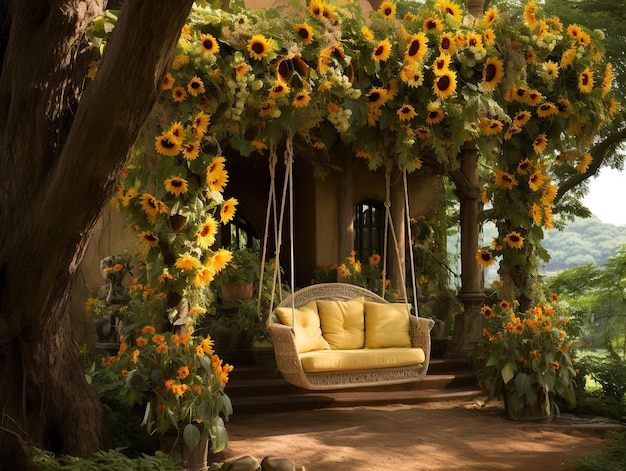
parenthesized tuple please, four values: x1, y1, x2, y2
(268, 283, 435, 390)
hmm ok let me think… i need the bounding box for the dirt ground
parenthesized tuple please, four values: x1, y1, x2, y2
(213, 398, 624, 470)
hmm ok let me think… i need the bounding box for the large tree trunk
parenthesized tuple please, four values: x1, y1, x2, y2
(0, 0, 193, 460)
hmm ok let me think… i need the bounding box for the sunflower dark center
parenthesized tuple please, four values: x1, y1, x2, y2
(436, 59, 445, 70)
(441, 37, 450, 49)
(510, 235, 520, 242)
(426, 20, 437, 29)
(469, 38, 477, 46)
(161, 138, 175, 149)
(490, 122, 500, 129)
(171, 180, 183, 187)
(481, 253, 491, 261)
(191, 81, 201, 89)
(384, 7, 392, 15)
(503, 175, 513, 183)
(368, 92, 381, 102)
(517, 88, 526, 97)
(200, 226, 210, 237)
(485, 63, 497, 82)
(375, 45, 384, 56)
(437, 75, 450, 90)
(298, 28, 310, 39)
(529, 92, 539, 100)
(429, 111, 439, 119)
(582, 74, 589, 85)
(274, 85, 284, 93)
(408, 40, 421, 56)
(203, 39, 214, 50)
(252, 42, 265, 54)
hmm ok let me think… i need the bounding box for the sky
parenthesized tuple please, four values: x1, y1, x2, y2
(582, 167, 626, 226)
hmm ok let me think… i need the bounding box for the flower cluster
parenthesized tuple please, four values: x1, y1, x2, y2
(102, 291, 233, 452)
(473, 290, 578, 419)
(313, 251, 392, 298)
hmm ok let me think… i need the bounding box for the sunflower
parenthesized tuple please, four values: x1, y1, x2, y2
(517, 158, 534, 174)
(531, 203, 543, 225)
(479, 117, 503, 135)
(292, 90, 311, 108)
(543, 60, 559, 80)
(139, 231, 159, 248)
(432, 70, 457, 99)
(175, 254, 201, 271)
(560, 47, 577, 68)
(426, 108, 445, 125)
(577, 153, 592, 173)
(422, 17, 443, 32)
(400, 64, 424, 88)
(483, 28, 496, 46)
(200, 33, 219, 54)
(294, 23, 314, 45)
(523, 0, 538, 26)
(172, 86, 187, 102)
(536, 102, 558, 118)
(480, 305, 496, 318)
(405, 33, 429, 63)
(154, 132, 181, 156)
(495, 170, 517, 190)
(161, 72, 174, 90)
(378, 1, 396, 18)
(192, 111, 210, 137)
(578, 67, 594, 93)
(566, 24, 582, 41)
(180, 141, 200, 161)
(269, 81, 290, 99)
(193, 266, 215, 289)
(414, 126, 431, 139)
(544, 206, 554, 230)
(247, 34, 273, 61)
(483, 7, 498, 25)
(259, 99, 276, 117)
(438, 32, 456, 54)
(524, 90, 542, 106)
(504, 231, 524, 249)
(476, 248, 495, 267)
(206, 155, 226, 184)
(164, 176, 189, 197)
(541, 184, 557, 205)
(171, 55, 189, 70)
(432, 54, 451, 75)
(308, 0, 331, 19)
(465, 32, 483, 50)
(210, 248, 233, 273)
(482, 57, 504, 90)
(220, 197, 238, 224)
(557, 97, 571, 115)
(397, 104, 417, 121)
(372, 39, 392, 62)
(361, 26, 374, 41)
(435, 0, 463, 22)
(525, 49, 536, 65)
(532, 134, 548, 154)
(366, 87, 388, 108)
(528, 171, 548, 191)
(355, 150, 372, 160)
(235, 62, 248, 78)
(187, 76, 205, 97)
(196, 215, 219, 249)
(608, 98, 620, 116)
(602, 62, 613, 97)
(512, 110, 532, 128)
(140, 193, 167, 223)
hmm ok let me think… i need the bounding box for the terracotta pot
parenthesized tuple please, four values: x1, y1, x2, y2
(220, 282, 253, 300)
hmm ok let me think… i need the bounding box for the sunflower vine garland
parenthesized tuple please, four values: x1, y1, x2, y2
(87, 0, 617, 322)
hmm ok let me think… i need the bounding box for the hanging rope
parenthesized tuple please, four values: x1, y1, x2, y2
(383, 170, 410, 303)
(257, 146, 278, 321)
(403, 169, 419, 316)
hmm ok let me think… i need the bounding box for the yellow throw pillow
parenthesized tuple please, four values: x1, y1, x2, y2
(364, 302, 412, 348)
(276, 300, 330, 354)
(317, 297, 366, 350)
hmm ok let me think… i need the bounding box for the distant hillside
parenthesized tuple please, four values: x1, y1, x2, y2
(446, 215, 626, 283)
(541, 216, 626, 274)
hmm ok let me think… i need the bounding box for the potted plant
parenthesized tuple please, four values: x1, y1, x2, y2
(472, 290, 578, 421)
(217, 248, 261, 300)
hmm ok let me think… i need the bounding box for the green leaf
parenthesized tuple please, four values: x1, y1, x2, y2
(514, 371, 531, 396)
(183, 423, 202, 450)
(501, 361, 516, 384)
(210, 417, 229, 453)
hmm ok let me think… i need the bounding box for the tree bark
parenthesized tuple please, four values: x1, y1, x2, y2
(0, 0, 193, 458)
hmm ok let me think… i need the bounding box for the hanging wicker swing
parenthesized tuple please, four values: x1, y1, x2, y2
(258, 136, 434, 390)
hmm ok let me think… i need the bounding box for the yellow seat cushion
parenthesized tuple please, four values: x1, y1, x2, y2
(299, 348, 425, 373)
(276, 301, 330, 354)
(364, 302, 412, 349)
(317, 297, 365, 350)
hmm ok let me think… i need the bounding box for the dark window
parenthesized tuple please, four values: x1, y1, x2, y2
(225, 214, 260, 250)
(354, 200, 384, 261)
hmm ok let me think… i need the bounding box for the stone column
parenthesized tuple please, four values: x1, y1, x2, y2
(447, 143, 485, 357)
